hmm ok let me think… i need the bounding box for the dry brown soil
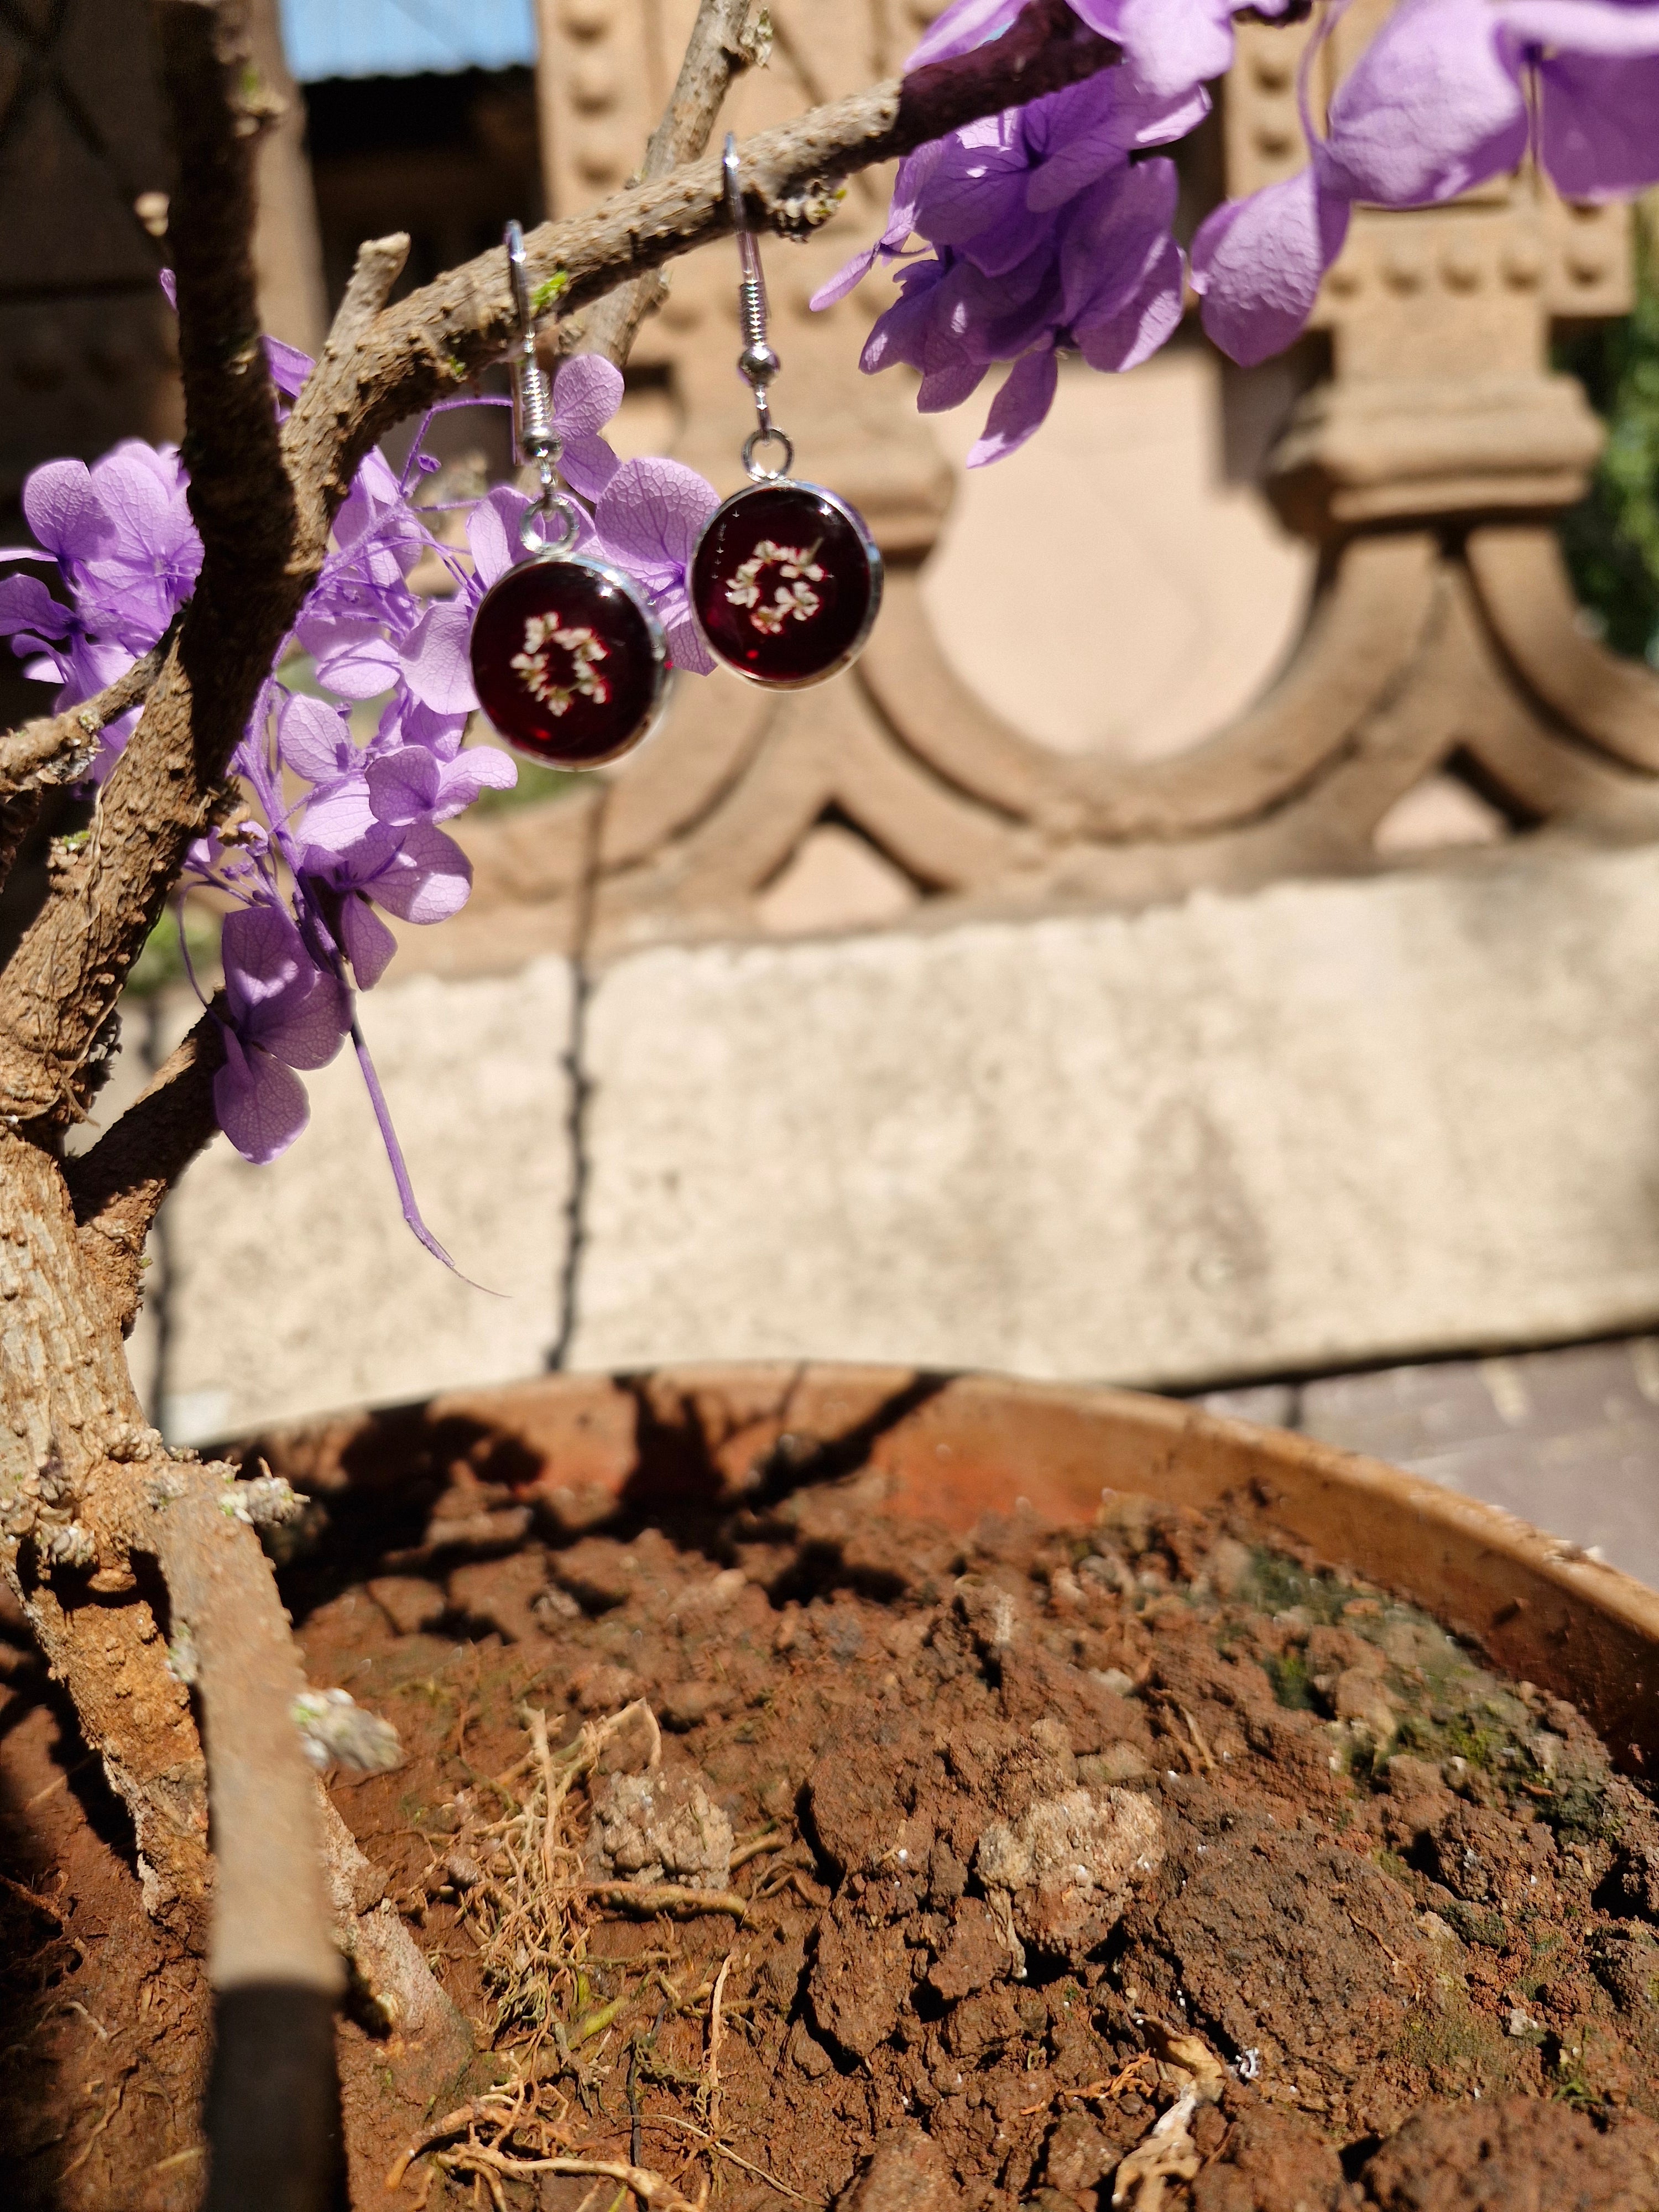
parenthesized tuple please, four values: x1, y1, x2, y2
(8, 1460, 1659, 2211)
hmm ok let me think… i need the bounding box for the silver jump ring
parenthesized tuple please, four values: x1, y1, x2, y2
(519, 491, 582, 556)
(743, 427, 794, 483)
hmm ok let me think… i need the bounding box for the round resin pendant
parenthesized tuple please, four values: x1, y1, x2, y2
(469, 554, 670, 768)
(689, 480, 882, 687)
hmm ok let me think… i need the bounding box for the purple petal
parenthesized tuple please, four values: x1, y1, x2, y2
(1192, 164, 1350, 368)
(594, 457, 719, 586)
(221, 904, 312, 1029)
(1502, 0, 1659, 56)
(278, 691, 356, 783)
(264, 336, 314, 398)
(1060, 156, 1179, 327)
(1535, 50, 1659, 196)
(967, 346, 1059, 468)
(259, 974, 351, 1072)
(1091, 0, 1234, 99)
(341, 893, 399, 988)
(658, 587, 713, 676)
(1323, 0, 1527, 206)
(434, 745, 518, 816)
(551, 353, 624, 437)
(811, 244, 880, 311)
(213, 1032, 311, 1166)
(301, 616, 403, 701)
(1074, 232, 1184, 371)
(299, 778, 378, 855)
(0, 573, 71, 641)
(23, 460, 108, 565)
(467, 484, 532, 591)
(560, 432, 620, 502)
(399, 599, 480, 715)
(367, 744, 443, 826)
(363, 820, 472, 925)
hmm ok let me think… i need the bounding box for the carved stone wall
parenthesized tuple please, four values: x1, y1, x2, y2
(415, 0, 1659, 977)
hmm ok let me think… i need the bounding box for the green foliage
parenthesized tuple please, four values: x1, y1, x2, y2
(1556, 202, 1659, 665)
(127, 901, 222, 999)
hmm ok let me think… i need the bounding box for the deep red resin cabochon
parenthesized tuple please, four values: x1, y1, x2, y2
(469, 558, 664, 766)
(690, 482, 877, 684)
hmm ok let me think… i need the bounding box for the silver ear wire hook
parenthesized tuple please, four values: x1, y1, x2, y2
(504, 220, 579, 554)
(723, 135, 794, 482)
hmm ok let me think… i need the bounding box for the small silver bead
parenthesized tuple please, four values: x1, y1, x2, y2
(738, 340, 780, 385)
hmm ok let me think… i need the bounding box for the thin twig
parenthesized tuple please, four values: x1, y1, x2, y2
(578, 0, 768, 366)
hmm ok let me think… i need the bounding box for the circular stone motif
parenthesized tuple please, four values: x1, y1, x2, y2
(469, 555, 669, 768)
(689, 481, 882, 687)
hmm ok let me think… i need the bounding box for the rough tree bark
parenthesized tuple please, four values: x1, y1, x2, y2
(0, 0, 1119, 2077)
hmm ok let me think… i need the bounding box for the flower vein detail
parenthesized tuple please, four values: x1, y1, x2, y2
(510, 612, 612, 715)
(726, 540, 827, 635)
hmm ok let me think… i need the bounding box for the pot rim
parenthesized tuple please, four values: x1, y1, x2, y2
(238, 1360, 1659, 1777)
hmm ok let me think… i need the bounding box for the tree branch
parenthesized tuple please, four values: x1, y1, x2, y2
(576, 0, 769, 367)
(0, 624, 180, 801)
(0, 0, 1116, 1130)
(65, 1005, 225, 1337)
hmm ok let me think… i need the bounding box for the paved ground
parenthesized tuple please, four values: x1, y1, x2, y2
(1199, 1334, 1659, 1591)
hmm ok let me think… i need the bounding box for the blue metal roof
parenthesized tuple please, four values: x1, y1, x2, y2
(279, 0, 537, 82)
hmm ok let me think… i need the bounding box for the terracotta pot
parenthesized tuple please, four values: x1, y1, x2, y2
(247, 1361, 1659, 1775)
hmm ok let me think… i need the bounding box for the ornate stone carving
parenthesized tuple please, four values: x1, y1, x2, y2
(435, 0, 1659, 973)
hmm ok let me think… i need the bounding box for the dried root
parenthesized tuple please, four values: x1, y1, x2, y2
(391, 1700, 800, 2205)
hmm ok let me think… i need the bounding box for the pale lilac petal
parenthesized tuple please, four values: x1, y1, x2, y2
(364, 820, 472, 924)
(341, 893, 398, 988)
(1535, 50, 1659, 196)
(560, 432, 620, 500)
(467, 484, 532, 590)
(967, 346, 1058, 467)
(367, 745, 443, 826)
(907, 0, 1024, 67)
(278, 691, 355, 782)
(658, 587, 713, 675)
(811, 246, 880, 311)
(23, 460, 107, 564)
(1192, 164, 1350, 368)
(1081, 0, 1234, 96)
(1323, 0, 1526, 206)
(399, 601, 480, 715)
(299, 778, 378, 854)
(434, 746, 517, 816)
(551, 354, 624, 437)
(301, 617, 403, 700)
(213, 1032, 311, 1165)
(594, 458, 719, 584)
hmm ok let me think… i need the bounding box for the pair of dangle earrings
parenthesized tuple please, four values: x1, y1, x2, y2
(469, 139, 884, 770)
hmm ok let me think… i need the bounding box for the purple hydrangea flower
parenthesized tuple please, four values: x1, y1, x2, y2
(1194, 0, 1659, 364)
(833, 64, 1188, 462)
(213, 905, 350, 1164)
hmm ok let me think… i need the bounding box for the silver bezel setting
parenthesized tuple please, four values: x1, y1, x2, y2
(688, 478, 884, 691)
(472, 549, 676, 769)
